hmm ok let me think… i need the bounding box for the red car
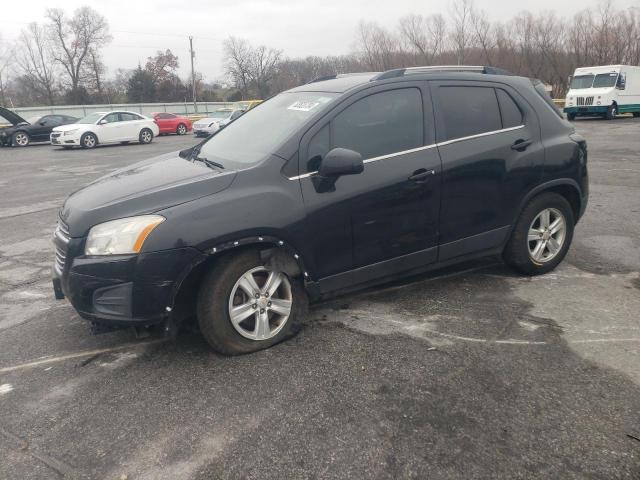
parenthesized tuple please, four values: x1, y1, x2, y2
(151, 112, 192, 136)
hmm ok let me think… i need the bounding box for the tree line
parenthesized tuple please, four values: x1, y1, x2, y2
(1, 0, 639, 108)
(225, 0, 640, 99)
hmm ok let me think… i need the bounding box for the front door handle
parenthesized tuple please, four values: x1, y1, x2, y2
(511, 138, 532, 151)
(408, 169, 435, 183)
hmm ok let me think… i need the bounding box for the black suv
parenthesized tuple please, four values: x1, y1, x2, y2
(52, 66, 588, 355)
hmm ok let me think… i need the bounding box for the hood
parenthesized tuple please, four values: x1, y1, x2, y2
(53, 123, 85, 132)
(60, 152, 237, 236)
(0, 106, 27, 126)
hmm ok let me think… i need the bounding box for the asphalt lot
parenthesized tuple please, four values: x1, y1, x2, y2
(0, 122, 639, 480)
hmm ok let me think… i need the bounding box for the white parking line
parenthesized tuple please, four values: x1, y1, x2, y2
(0, 339, 166, 374)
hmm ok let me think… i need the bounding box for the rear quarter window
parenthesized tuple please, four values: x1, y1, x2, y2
(496, 89, 523, 128)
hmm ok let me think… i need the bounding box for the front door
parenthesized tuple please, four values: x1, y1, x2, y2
(297, 84, 441, 290)
(98, 112, 122, 143)
(431, 81, 545, 260)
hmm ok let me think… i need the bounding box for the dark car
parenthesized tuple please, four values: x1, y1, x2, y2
(0, 107, 78, 147)
(52, 66, 589, 355)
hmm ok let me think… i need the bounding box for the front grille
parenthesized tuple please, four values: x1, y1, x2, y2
(577, 96, 594, 106)
(53, 217, 70, 275)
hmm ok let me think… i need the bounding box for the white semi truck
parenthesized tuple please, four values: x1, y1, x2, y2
(564, 65, 640, 120)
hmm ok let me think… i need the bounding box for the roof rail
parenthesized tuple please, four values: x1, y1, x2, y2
(371, 65, 513, 81)
(306, 74, 338, 84)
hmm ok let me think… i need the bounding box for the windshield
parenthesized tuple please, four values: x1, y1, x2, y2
(570, 75, 594, 89)
(209, 110, 233, 119)
(77, 113, 104, 124)
(198, 92, 337, 168)
(593, 72, 618, 88)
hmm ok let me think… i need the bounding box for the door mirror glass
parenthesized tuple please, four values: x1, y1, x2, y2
(318, 148, 364, 177)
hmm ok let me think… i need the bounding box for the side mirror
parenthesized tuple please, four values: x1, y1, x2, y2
(179, 146, 194, 159)
(617, 74, 626, 90)
(98, 120, 107, 125)
(318, 148, 364, 177)
(313, 148, 363, 193)
(39, 121, 46, 126)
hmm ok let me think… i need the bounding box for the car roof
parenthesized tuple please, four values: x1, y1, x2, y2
(288, 73, 379, 93)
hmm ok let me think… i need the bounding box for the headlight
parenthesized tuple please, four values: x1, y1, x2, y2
(63, 129, 79, 136)
(85, 215, 164, 255)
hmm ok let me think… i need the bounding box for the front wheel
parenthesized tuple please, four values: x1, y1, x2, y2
(197, 250, 306, 355)
(12, 131, 30, 147)
(605, 104, 617, 120)
(503, 192, 574, 275)
(176, 123, 187, 135)
(80, 132, 97, 149)
(566, 112, 576, 121)
(633, 112, 640, 118)
(139, 128, 153, 144)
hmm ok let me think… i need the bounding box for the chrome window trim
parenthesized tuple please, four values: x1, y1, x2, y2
(288, 124, 525, 181)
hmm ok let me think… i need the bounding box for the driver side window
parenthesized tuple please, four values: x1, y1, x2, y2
(103, 113, 120, 124)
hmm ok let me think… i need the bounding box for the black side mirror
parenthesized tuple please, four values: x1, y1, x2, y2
(313, 148, 363, 193)
(179, 146, 195, 159)
(39, 121, 46, 126)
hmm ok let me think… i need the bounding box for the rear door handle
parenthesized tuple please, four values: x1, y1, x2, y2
(408, 169, 435, 182)
(511, 139, 532, 151)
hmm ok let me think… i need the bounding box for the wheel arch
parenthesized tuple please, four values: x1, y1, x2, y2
(168, 235, 310, 321)
(515, 179, 583, 228)
(82, 130, 99, 144)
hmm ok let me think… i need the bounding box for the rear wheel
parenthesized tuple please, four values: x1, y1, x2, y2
(197, 250, 306, 355)
(176, 123, 187, 135)
(503, 192, 574, 275)
(80, 132, 97, 149)
(605, 104, 617, 120)
(12, 131, 30, 147)
(139, 128, 153, 144)
(633, 112, 640, 118)
(566, 112, 576, 121)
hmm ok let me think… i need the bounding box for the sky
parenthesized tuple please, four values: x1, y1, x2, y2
(1, 0, 637, 82)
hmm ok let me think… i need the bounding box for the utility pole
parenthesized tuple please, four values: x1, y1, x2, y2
(189, 36, 198, 113)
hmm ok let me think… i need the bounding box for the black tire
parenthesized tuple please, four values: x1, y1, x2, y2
(605, 104, 617, 120)
(12, 131, 30, 147)
(633, 112, 640, 118)
(176, 123, 187, 135)
(139, 128, 153, 144)
(503, 192, 575, 275)
(197, 249, 307, 355)
(80, 132, 97, 149)
(566, 112, 576, 121)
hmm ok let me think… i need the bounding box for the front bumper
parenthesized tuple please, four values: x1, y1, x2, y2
(193, 125, 219, 136)
(53, 232, 206, 326)
(564, 106, 608, 115)
(51, 132, 81, 145)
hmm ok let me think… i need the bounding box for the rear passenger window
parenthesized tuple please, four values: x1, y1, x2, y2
(333, 88, 423, 160)
(496, 89, 523, 128)
(438, 86, 501, 140)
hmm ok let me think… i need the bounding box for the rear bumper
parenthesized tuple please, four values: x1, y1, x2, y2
(53, 243, 206, 326)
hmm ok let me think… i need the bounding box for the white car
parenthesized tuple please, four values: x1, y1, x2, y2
(50, 111, 160, 149)
(192, 108, 245, 137)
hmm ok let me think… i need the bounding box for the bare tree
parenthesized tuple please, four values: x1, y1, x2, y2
(0, 35, 14, 106)
(46, 6, 111, 102)
(356, 21, 399, 71)
(16, 23, 57, 106)
(249, 45, 282, 98)
(398, 14, 447, 65)
(223, 37, 253, 99)
(450, 0, 474, 65)
(470, 7, 495, 64)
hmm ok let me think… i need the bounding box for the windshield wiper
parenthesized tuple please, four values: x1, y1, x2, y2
(193, 154, 225, 170)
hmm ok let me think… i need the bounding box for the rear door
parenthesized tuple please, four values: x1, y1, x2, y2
(119, 112, 144, 140)
(297, 83, 441, 288)
(431, 81, 544, 261)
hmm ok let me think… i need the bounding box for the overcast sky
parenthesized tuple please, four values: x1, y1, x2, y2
(1, 0, 637, 81)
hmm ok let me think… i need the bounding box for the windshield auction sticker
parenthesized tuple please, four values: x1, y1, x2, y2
(288, 101, 321, 112)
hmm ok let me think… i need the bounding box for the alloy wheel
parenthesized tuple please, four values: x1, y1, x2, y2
(15, 133, 28, 146)
(527, 208, 566, 263)
(141, 130, 152, 143)
(227, 267, 292, 341)
(83, 135, 96, 148)
(177, 124, 186, 135)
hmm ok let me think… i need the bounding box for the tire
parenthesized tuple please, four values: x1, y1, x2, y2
(503, 192, 575, 275)
(139, 128, 153, 144)
(176, 123, 187, 135)
(197, 249, 307, 355)
(566, 112, 576, 121)
(605, 104, 617, 120)
(12, 131, 30, 147)
(633, 112, 640, 118)
(62, 146, 73, 150)
(80, 132, 97, 149)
